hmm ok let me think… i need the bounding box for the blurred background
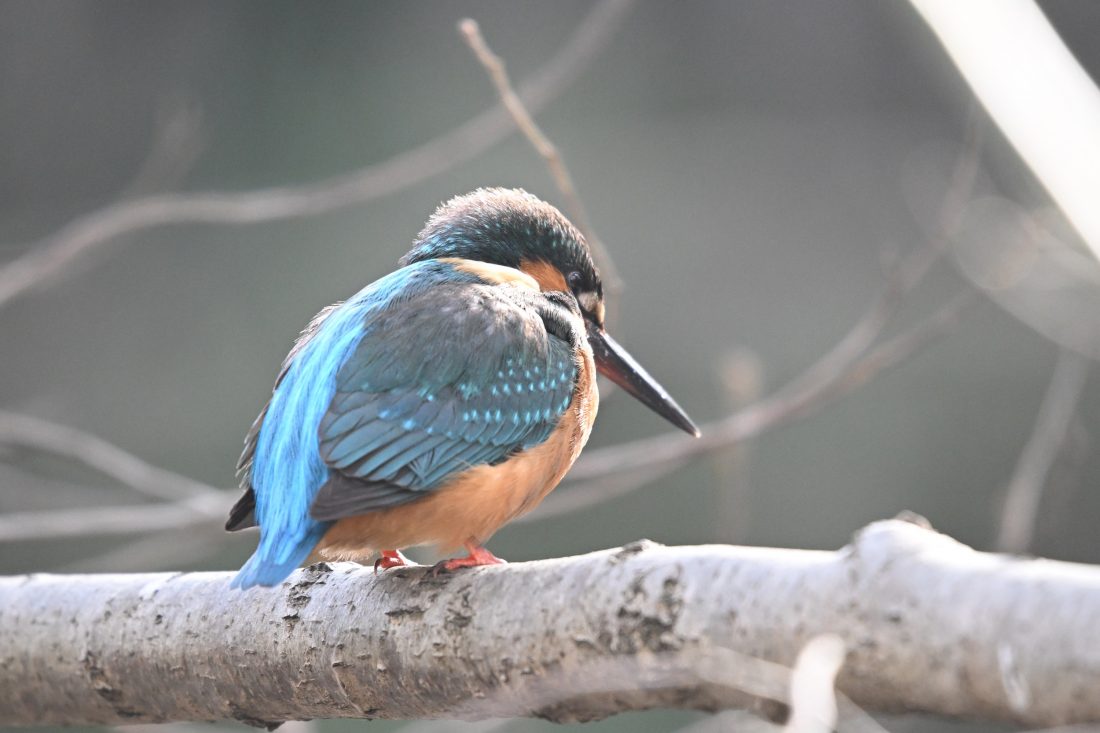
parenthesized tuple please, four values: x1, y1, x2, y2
(3, 1, 1100, 732)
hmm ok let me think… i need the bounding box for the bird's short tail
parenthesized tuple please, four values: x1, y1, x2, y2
(230, 523, 329, 589)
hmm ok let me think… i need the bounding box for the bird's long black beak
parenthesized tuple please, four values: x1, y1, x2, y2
(586, 321, 700, 437)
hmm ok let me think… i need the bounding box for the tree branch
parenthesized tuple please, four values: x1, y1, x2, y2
(2, 518, 1099, 727)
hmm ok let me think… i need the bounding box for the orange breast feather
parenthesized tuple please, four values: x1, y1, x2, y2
(316, 346, 597, 560)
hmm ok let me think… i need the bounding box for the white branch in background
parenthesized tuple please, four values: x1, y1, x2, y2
(785, 636, 845, 733)
(2, 519, 1099, 728)
(910, 0, 1100, 261)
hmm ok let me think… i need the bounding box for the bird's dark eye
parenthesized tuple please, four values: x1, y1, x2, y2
(567, 271, 584, 290)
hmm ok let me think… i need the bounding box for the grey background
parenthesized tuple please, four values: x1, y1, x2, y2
(2, 2, 1099, 731)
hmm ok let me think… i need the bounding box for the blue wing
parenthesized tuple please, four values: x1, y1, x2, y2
(310, 279, 578, 519)
(228, 260, 579, 588)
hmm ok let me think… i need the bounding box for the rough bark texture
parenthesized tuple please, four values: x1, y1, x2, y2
(2, 518, 1099, 727)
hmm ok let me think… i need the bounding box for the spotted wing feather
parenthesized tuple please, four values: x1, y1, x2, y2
(310, 282, 578, 521)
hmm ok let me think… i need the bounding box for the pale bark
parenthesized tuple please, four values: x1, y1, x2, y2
(1, 518, 1099, 728)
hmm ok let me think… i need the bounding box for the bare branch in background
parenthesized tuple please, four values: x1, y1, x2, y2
(0, 279, 980, 542)
(996, 348, 1091, 553)
(0, 412, 231, 544)
(538, 114, 983, 512)
(0, 10, 983, 557)
(459, 18, 624, 309)
(0, 0, 635, 310)
(0, 410, 223, 503)
(0, 492, 226, 543)
(3, 520, 1099, 727)
(532, 290, 980, 520)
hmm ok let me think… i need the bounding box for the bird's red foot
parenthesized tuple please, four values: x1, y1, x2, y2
(374, 549, 417, 573)
(431, 541, 507, 575)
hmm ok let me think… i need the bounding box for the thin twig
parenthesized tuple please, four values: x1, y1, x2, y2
(0, 492, 227, 543)
(0, 0, 635, 310)
(459, 18, 625, 311)
(996, 347, 1090, 553)
(0, 411, 233, 543)
(0, 410, 224, 503)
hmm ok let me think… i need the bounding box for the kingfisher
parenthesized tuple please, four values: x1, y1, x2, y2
(226, 188, 698, 588)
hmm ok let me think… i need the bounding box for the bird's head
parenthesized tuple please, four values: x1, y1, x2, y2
(402, 188, 699, 437)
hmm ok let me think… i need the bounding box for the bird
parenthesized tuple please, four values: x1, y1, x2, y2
(226, 188, 698, 588)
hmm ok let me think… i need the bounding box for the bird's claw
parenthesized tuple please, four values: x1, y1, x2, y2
(374, 549, 417, 574)
(429, 543, 507, 576)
